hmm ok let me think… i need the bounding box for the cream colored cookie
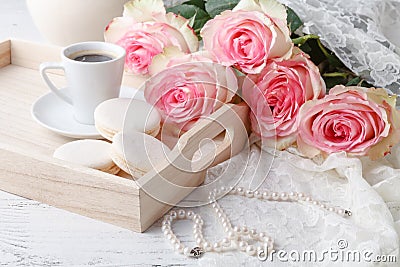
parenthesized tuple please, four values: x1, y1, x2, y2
(94, 98, 161, 141)
(53, 139, 120, 175)
(111, 132, 171, 179)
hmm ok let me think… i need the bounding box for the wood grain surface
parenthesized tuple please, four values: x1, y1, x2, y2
(0, 1, 245, 265)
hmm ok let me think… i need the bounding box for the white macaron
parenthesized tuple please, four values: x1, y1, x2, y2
(111, 132, 171, 179)
(94, 98, 161, 141)
(53, 139, 120, 175)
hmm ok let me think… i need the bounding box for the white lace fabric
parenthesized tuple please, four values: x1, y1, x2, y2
(193, 145, 400, 266)
(279, 0, 400, 94)
(160, 0, 400, 265)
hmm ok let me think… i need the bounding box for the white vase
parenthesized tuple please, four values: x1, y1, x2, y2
(26, 0, 128, 46)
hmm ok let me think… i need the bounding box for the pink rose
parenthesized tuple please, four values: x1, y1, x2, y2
(113, 22, 192, 74)
(105, 0, 198, 75)
(144, 54, 238, 131)
(297, 85, 400, 159)
(242, 48, 325, 149)
(200, 0, 292, 74)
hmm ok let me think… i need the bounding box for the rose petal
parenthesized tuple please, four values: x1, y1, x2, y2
(123, 0, 166, 22)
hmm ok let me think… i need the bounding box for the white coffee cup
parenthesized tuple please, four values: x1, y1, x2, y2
(40, 42, 126, 125)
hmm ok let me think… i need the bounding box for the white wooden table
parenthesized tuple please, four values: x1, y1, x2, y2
(0, 1, 200, 266)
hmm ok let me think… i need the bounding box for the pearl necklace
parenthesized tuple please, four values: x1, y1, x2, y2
(162, 187, 352, 258)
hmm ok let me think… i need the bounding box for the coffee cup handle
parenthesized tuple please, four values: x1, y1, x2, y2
(40, 62, 73, 105)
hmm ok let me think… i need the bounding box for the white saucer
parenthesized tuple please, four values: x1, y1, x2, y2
(31, 86, 144, 139)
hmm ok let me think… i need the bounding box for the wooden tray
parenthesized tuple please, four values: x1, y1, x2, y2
(0, 39, 249, 232)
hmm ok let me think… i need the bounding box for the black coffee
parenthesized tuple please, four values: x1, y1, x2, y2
(73, 54, 113, 62)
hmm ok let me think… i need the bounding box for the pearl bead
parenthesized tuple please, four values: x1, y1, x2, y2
(161, 225, 170, 232)
(170, 211, 177, 219)
(193, 230, 202, 237)
(213, 242, 222, 252)
(186, 211, 194, 219)
(222, 221, 231, 229)
(233, 226, 241, 233)
(193, 214, 201, 221)
(195, 218, 204, 225)
(258, 232, 267, 240)
(262, 191, 270, 200)
(217, 211, 225, 219)
(271, 192, 279, 200)
(249, 228, 257, 238)
(164, 215, 172, 222)
(177, 209, 186, 219)
(312, 201, 319, 205)
(246, 245, 256, 256)
(320, 204, 326, 209)
(254, 190, 262, 199)
(305, 197, 312, 202)
(298, 193, 304, 200)
(171, 238, 179, 245)
(245, 190, 254, 198)
(193, 224, 201, 230)
(175, 243, 184, 253)
(222, 238, 231, 247)
(183, 247, 191, 256)
(328, 207, 335, 212)
(337, 209, 344, 216)
(163, 229, 172, 236)
(194, 233, 203, 240)
(229, 187, 236, 195)
(162, 220, 171, 226)
(203, 242, 213, 252)
(196, 238, 203, 245)
(241, 226, 249, 235)
(223, 226, 231, 233)
(280, 192, 288, 201)
(227, 231, 237, 240)
(238, 241, 248, 251)
(263, 236, 272, 243)
(166, 234, 174, 241)
(289, 192, 298, 200)
(236, 187, 244, 196)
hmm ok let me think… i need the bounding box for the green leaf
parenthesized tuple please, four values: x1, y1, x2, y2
(324, 76, 347, 90)
(299, 42, 312, 53)
(167, 4, 211, 38)
(316, 39, 343, 68)
(182, 0, 206, 10)
(286, 7, 303, 34)
(205, 0, 240, 18)
(233, 68, 246, 77)
(346, 77, 362, 86)
(323, 72, 349, 78)
(292, 34, 319, 46)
